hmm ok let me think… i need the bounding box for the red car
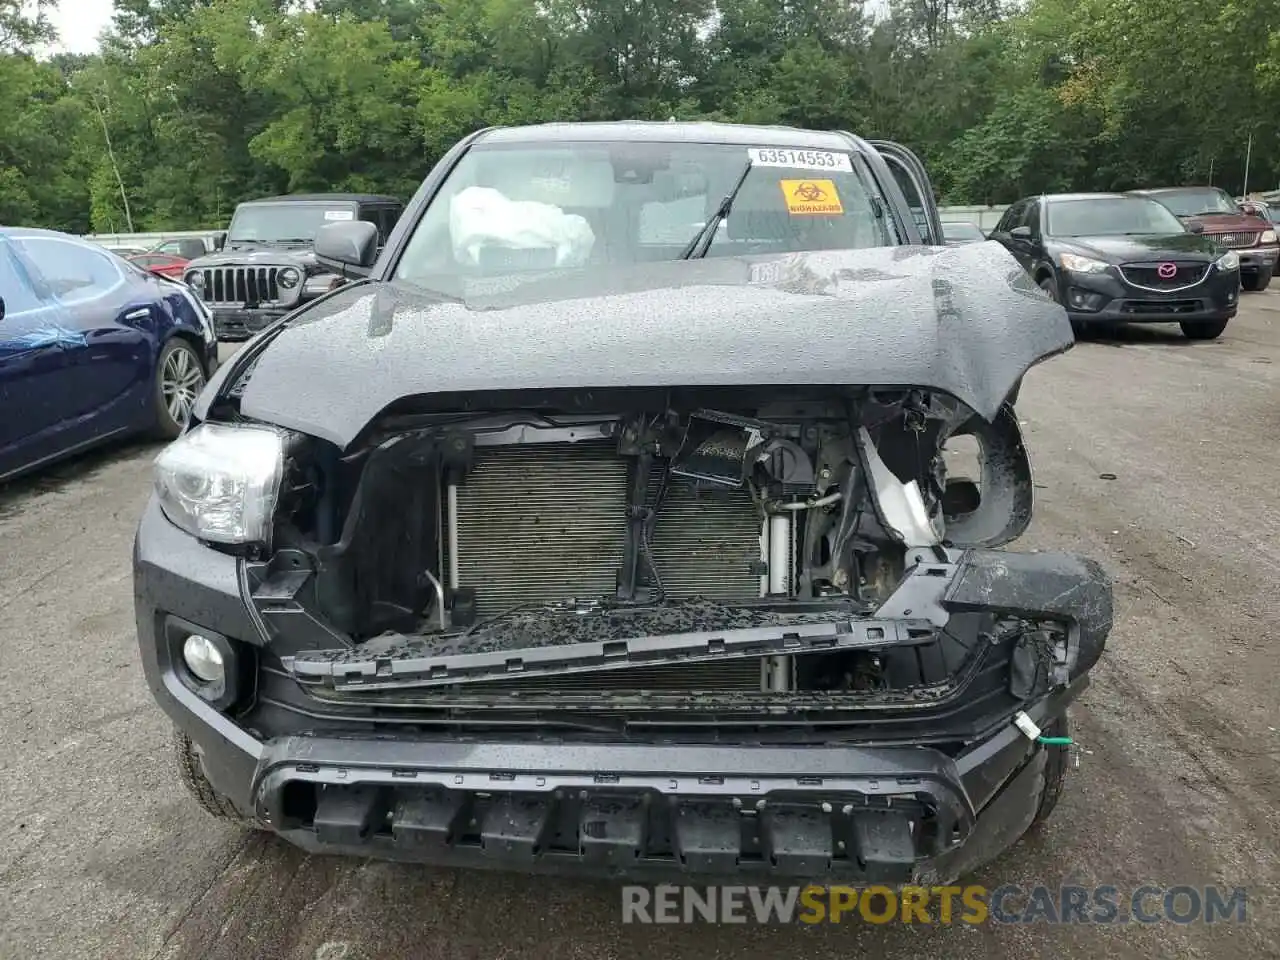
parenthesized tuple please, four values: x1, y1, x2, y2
(1129, 186, 1278, 291)
(127, 252, 190, 280)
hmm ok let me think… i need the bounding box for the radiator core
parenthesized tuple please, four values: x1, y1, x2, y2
(451, 440, 765, 620)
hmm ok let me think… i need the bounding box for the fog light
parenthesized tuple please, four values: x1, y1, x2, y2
(182, 634, 225, 684)
(1067, 288, 1099, 311)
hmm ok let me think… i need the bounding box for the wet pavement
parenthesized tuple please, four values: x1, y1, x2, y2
(2, 297, 1278, 958)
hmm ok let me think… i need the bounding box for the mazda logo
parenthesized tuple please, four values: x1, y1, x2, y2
(1157, 262, 1178, 279)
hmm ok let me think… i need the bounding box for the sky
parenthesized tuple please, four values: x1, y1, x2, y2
(39, 0, 890, 57)
(44, 0, 115, 55)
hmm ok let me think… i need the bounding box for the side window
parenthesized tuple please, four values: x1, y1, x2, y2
(997, 201, 1024, 234)
(380, 206, 402, 240)
(176, 239, 206, 260)
(359, 205, 381, 241)
(0, 237, 46, 316)
(882, 157, 930, 239)
(154, 240, 182, 256)
(18, 236, 123, 303)
(869, 141, 942, 246)
(360, 206, 400, 245)
(1025, 201, 1041, 236)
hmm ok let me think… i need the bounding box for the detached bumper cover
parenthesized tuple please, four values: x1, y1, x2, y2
(210, 307, 290, 340)
(250, 680, 1082, 883)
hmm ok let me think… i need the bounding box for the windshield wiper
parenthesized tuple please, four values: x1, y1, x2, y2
(680, 160, 755, 260)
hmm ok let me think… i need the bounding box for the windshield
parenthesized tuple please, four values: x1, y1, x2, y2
(227, 202, 357, 244)
(392, 140, 894, 291)
(1147, 188, 1237, 218)
(1046, 197, 1186, 237)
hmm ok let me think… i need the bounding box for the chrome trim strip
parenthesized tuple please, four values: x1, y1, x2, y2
(1118, 265, 1210, 294)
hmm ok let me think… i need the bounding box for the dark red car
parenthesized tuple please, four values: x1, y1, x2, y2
(127, 252, 190, 280)
(1129, 186, 1278, 291)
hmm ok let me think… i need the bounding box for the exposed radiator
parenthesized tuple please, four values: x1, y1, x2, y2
(451, 440, 765, 620)
(453, 440, 630, 619)
(647, 474, 764, 601)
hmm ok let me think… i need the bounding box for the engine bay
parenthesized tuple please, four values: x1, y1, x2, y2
(250, 385, 1036, 697)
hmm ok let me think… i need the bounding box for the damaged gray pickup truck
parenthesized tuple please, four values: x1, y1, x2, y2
(134, 121, 1112, 883)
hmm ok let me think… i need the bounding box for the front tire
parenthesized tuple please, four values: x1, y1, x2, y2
(153, 338, 207, 439)
(1242, 269, 1272, 292)
(1041, 277, 1083, 337)
(1180, 319, 1229, 340)
(1030, 715, 1070, 827)
(172, 728, 255, 825)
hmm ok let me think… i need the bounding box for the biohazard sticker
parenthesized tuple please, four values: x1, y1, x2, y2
(779, 179, 844, 216)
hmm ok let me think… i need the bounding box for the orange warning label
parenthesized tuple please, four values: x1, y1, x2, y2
(779, 179, 844, 216)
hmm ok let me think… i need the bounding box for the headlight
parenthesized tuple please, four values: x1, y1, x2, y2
(1261, 229, 1277, 245)
(185, 270, 205, 293)
(1059, 253, 1110, 274)
(303, 273, 341, 296)
(277, 267, 301, 289)
(1214, 250, 1240, 272)
(154, 423, 286, 545)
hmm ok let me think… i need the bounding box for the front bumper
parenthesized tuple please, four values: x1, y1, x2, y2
(1221, 245, 1277, 277)
(209, 306, 291, 341)
(247, 691, 1079, 884)
(133, 497, 1111, 882)
(1060, 265, 1239, 324)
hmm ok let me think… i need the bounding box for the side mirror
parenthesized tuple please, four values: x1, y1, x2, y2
(0, 295, 5, 322)
(315, 221, 379, 278)
(1187, 221, 1205, 234)
(1010, 226, 1032, 239)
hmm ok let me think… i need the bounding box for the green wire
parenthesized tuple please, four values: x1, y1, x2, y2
(1037, 736, 1073, 745)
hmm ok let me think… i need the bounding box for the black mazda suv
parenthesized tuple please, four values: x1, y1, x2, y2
(989, 192, 1240, 340)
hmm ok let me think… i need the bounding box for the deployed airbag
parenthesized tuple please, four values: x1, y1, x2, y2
(450, 187, 596, 269)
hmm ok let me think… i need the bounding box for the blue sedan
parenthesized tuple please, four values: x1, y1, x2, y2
(1, 226, 219, 483)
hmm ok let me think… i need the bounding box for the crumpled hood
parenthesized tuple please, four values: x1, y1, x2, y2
(218, 243, 1073, 449)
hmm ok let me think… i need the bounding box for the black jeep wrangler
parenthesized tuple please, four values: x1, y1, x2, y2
(183, 193, 403, 340)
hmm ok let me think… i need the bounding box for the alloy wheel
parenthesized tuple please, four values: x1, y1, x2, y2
(161, 346, 205, 428)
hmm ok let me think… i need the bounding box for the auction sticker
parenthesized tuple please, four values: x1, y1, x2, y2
(779, 179, 844, 216)
(748, 148, 853, 172)
(324, 210, 355, 221)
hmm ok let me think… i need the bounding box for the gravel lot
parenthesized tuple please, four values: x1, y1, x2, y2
(2, 296, 1279, 959)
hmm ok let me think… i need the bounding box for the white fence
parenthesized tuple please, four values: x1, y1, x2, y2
(84, 229, 221, 249)
(83, 204, 1011, 250)
(937, 204, 1009, 232)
